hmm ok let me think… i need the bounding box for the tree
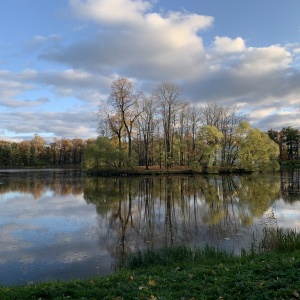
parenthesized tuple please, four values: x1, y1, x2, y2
(280, 126, 300, 160)
(72, 138, 86, 164)
(82, 137, 124, 170)
(200, 102, 247, 166)
(138, 97, 157, 169)
(153, 82, 184, 169)
(237, 127, 280, 171)
(107, 112, 125, 166)
(108, 77, 144, 159)
(30, 134, 46, 165)
(19, 140, 31, 166)
(197, 125, 224, 166)
(267, 129, 285, 160)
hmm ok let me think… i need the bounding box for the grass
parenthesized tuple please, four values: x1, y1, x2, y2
(1, 228, 300, 299)
(249, 227, 300, 254)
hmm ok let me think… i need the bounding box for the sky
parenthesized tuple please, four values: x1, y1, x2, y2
(1, 0, 300, 141)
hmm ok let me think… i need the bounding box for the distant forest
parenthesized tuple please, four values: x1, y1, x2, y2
(0, 135, 88, 167)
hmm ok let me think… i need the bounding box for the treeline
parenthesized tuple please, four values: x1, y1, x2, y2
(0, 135, 88, 167)
(267, 127, 300, 160)
(2, 78, 298, 171)
(83, 77, 280, 172)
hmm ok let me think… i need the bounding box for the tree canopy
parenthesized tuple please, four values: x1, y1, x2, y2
(92, 77, 281, 172)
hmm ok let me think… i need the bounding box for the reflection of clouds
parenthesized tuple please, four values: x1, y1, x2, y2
(0, 181, 111, 285)
(0, 192, 98, 263)
(61, 251, 88, 263)
(274, 199, 300, 228)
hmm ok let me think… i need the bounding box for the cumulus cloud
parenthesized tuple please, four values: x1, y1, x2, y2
(69, 0, 151, 25)
(213, 36, 245, 53)
(40, 0, 213, 80)
(186, 43, 299, 109)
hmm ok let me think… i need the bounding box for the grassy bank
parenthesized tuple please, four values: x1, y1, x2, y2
(1, 228, 300, 299)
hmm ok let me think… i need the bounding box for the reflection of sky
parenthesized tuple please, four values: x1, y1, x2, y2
(0, 182, 112, 286)
(1, 191, 28, 202)
(273, 199, 300, 228)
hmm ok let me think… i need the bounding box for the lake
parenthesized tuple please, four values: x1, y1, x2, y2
(0, 168, 300, 286)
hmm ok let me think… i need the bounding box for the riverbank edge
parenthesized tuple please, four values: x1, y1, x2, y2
(1, 247, 300, 299)
(85, 165, 255, 176)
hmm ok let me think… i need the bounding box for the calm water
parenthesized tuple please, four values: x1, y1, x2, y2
(0, 169, 300, 286)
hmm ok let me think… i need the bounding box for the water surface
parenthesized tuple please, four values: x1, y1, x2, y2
(0, 169, 299, 285)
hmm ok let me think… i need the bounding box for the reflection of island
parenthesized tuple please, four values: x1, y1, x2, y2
(280, 169, 300, 202)
(0, 170, 83, 200)
(83, 174, 281, 267)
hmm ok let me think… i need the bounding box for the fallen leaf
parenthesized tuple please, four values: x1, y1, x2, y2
(148, 279, 157, 286)
(149, 296, 157, 300)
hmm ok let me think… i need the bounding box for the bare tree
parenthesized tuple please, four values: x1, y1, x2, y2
(109, 78, 144, 158)
(153, 82, 184, 169)
(138, 97, 157, 169)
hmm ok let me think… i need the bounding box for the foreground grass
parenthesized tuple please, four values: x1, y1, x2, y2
(1, 229, 300, 299)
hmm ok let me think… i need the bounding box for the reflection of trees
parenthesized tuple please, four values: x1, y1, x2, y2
(0, 170, 83, 200)
(83, 174, 281, 266)
(280, 169, 300, 203)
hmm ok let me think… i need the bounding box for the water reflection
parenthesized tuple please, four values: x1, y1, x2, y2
(84, 174, 281, 268)
(280, 169, 300, 202)
(0, 169, 83, 200)
(0, 169, 299, 285)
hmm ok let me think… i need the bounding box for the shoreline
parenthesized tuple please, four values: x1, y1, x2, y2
(85, 165, 254, 176)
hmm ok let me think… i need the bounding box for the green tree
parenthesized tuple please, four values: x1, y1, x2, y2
(82, 137, 126, 170)
(30, 134, 46, 166)
(197, 125, 224, 166)
(267, 129, 285, 159)
(281, 126, 300, 160)
(237, 127, 280, 171)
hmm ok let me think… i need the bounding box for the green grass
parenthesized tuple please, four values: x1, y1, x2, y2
(249, 227, 300, 254)
(1, 229, 300, 299)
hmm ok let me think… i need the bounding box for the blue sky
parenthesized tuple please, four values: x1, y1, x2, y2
(0, 0, 300, 141)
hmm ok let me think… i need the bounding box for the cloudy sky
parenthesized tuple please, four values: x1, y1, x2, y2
(1, 0, 300, 141)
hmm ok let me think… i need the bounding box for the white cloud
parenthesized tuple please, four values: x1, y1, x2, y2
(0, 79, 34, 107)
(213, 36, 245, 53)
(40, 0, 213, 80)
(237, 45, 292, 74)
(70, 0, 151, 25)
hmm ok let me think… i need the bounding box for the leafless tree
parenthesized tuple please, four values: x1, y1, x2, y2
(153, 82, 184, 168)
(138, 97, 157, 169)
(109, 78, 144, 158)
